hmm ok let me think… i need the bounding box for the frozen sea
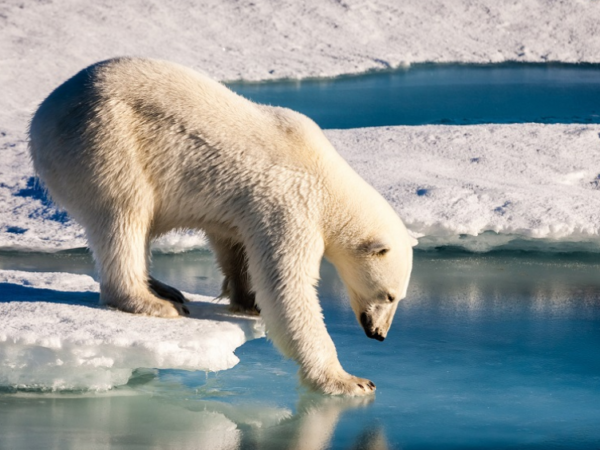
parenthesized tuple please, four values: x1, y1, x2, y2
(2, 1, 600, 448)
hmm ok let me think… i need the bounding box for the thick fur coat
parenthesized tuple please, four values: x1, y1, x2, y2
(29, 58, 413, 395)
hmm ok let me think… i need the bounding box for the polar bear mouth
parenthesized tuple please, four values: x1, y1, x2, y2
(360, 312, 385, 341)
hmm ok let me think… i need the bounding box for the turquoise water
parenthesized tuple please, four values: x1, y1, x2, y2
(228, 64, 600, 128)
(1, 250, 600, 449)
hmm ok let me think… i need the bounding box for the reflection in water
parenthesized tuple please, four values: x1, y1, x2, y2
(243, 396, 385, 450)
(0, 392, 243, 450)
(0, 389, 388, 450)
(130, 368, 390, 450)
(408, 251, 600, 316)
(3, 249, 600, 313)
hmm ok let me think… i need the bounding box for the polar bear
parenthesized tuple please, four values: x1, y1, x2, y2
(29, 58, 413, 396)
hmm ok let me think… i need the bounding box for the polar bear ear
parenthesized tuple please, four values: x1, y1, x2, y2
(407, 232, 419, 247)
(361, 240, 390, 256)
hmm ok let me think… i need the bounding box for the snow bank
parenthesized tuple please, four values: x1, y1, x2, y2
(328, 124, 600, 252)
(3, 124, 600, 253)
(0, 270, 264, 391)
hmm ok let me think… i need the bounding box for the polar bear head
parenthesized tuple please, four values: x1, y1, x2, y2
(326, 196, 414, 342)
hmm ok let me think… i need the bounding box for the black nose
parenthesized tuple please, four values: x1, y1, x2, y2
(360, 313, 385, 341)
(368, 331, 385, 342)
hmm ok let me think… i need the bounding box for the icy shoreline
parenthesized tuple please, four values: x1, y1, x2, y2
(0, 270, 264, 391)
(2, 124, 600, 254)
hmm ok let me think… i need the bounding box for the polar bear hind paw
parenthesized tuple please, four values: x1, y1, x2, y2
(148, 276, 187, 304)
(221, 276, 260, 315)
(106, 292, 189, 318)
(228, 302, 261, 316)
(137, 297, 189, 318)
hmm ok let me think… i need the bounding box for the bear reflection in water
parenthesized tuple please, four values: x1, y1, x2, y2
(0, 389, 389, 450)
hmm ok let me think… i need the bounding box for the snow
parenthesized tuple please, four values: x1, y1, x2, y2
(328, 124, 600, 252)
(0, 270, 265, 391)
(2, 0, 599, 253)
(2, 0, 599, 143)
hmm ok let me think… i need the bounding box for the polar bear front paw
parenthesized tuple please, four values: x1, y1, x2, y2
(328, 375, 376, 396)
(304, 369, 376, 396)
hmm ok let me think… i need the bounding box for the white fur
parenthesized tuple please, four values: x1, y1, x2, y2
(29, 58, 413, 396)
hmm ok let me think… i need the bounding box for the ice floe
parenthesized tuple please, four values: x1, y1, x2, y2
(0, 270, 264, 391)
(1, 0, 599, 253)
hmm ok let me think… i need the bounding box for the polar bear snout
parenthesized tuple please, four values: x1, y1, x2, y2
(358, 299, 400, 342)
(360, 312, 386, 341)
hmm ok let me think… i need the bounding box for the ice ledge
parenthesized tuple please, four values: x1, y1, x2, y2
(0, 270, 264, 391)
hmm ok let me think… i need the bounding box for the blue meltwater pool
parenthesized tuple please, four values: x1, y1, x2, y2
(228, 63, 600, 128)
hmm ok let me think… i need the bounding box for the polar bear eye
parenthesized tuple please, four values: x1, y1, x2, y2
(376, 248, 389, 256)
(360, 240, 390, 256)
(386, 293, 396, 302)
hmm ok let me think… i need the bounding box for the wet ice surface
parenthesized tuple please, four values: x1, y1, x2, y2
(1, 251, 599, 449)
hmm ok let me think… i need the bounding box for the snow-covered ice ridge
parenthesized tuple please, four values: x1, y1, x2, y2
(2, 124, 600, 253)
(0, 270, 264, 391)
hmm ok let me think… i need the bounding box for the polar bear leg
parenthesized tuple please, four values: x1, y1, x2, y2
(208, 234, 258, 314)
(86, 209, 189, 318)
(245, 230, 375, 396)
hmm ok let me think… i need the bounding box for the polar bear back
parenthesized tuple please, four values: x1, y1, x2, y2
(30, 58, 350, 233)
